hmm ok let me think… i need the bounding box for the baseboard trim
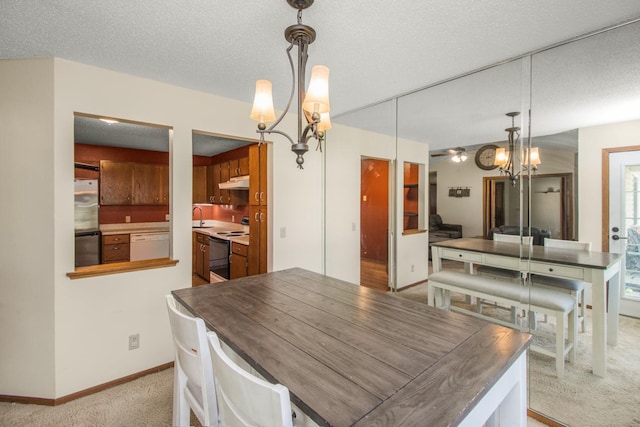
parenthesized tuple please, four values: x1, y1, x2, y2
(528, 408, 568, 427)
(0, 361, 174, 406)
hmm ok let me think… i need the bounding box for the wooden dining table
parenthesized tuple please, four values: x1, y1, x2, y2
(173, 267, 532, 426)
(431, 237, 623, 377)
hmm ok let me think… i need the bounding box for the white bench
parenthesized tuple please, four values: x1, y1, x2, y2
(428, 270, 577, 378)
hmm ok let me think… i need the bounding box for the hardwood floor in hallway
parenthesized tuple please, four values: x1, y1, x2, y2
(360, 258, 389, 291)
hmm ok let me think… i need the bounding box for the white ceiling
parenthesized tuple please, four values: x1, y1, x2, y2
(3, 1, 640, 153)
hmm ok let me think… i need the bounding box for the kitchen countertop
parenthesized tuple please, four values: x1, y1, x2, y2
(100, 222, 170, 235)
(100, 220, 249, 245)
(193, 226, 249, 246)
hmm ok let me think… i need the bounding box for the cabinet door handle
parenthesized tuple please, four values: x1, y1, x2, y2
(260, 212, 264, 222)
(254, 213, 259, 221)
(260, 191, 264, 202)
(254, 192, 260, 202)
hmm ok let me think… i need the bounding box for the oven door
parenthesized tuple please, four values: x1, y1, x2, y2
(209, 237, 230, 280)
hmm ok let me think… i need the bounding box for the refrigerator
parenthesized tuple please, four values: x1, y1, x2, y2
(75, 179, 101, 267)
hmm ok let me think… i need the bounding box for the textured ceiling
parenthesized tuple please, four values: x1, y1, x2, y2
(3, 1, 640, 153)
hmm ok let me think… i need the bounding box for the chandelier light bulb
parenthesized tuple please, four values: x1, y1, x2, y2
(303, 65, 330, 114)
(250, 80, 276, 123)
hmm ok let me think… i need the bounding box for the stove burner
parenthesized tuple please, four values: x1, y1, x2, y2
(216, 230, 247, 235)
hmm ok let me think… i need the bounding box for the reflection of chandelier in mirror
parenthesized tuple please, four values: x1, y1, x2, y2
(250, 0, 331, 169)
(494, 112, 541, 186)
(451, 149, 468, 163)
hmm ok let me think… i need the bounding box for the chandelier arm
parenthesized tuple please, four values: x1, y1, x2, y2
(259, 128, 295, 146)
(266, 42, 297, 133)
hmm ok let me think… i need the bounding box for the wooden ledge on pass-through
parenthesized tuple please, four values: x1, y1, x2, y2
(67, 258, 179, 279)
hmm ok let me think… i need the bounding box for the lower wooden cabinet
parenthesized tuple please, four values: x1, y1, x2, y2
(230, 242, 248, 279)
(102, 234, 130, 263)
(194, 233, 210, 282)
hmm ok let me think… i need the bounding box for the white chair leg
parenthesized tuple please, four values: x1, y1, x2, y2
(173, 367, 190, 427)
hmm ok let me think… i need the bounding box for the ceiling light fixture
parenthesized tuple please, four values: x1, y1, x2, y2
(99, 118, 119, 125)
(451, 150, 468, 163)
(250, 0, 331, 169)
(494, 112, 541, 186)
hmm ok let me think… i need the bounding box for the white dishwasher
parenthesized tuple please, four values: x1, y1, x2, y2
(130, 232, 170, 261)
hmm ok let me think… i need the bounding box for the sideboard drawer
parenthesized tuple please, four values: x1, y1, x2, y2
(441, 249, 484, 263)
(529, 261, 585, 280)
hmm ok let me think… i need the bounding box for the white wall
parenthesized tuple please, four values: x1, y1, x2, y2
(0, 57, 322, 399)
(578, 119, 640, 251)
(325, 123, 429, 289)
(0, 58, 56, 398)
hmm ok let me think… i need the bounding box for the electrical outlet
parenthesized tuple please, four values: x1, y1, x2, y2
(411, 264, 414, 272)
(125, 215, 131, 223)
(129, 334, 140, 350)
(280, 227, 286, 238)
(165, 214, 170, 221)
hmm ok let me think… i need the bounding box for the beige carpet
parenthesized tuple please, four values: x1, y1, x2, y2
(396, 278, 640, 427)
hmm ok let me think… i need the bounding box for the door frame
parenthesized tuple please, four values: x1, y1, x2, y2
(601, 145, 640, 252)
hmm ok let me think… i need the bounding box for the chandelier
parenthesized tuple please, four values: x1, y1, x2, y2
(250, 0, 331, 169)
(494, 112, 541, 186)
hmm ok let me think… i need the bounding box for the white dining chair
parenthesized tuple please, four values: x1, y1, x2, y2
(207, 331, 294, 427)
(477, 233, 533, 280)
(532, 238, 591, 332)
(165, 295, 218, 427)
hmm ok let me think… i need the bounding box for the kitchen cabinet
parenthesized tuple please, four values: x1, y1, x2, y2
(249, 144, 267, 206)
(219, 161, 230, 204)
(134, 163, 168, 205)
(193, 232, 210, 282)
(249, 206, 268, 275)
(229, 157, 250, 178)
(230, 242, 248, 279)
(102, 234, 130, 263)
(100, 161, 133, 205)
(192, 165, 207, 203)
(100, 160, 168, 205)
(206, 164, 219, 204)
(249, 144, 268, 275)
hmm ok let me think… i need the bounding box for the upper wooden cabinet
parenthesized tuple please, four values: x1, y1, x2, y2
(100, 161, 133, 205)
(192, 165, 207, 204)
(249, 144, 267, 206)
(100, 160, 168, 205)
(134, 163, 168, 205)
(229, 157, 250, 178)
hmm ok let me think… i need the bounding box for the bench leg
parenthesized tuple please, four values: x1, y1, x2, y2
(427, 283, 435, 307)
(569, 303, 577, 364)
(556, 312, 565, 378)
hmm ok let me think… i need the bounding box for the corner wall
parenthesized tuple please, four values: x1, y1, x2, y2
(0, 58, 56, 398)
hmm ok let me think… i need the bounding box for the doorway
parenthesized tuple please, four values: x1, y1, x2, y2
(360, 158, 390, 291)
(607, 149, 640, 318)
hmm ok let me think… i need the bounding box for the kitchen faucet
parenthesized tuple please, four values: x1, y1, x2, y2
(192, 205, 203, 227)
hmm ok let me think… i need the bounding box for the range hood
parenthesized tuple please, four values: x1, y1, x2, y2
(219, 175, 250, 190)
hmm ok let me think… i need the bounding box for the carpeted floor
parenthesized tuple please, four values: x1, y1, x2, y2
(396, 277, 640, 427)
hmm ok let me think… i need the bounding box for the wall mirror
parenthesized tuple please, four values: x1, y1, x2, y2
(73, 113, 171, 268)
(525, 20, 640, 424)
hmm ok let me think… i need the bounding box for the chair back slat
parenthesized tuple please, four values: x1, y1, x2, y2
(208, 331, 293, 427)
(494, 233, 533, 245)
(544, 238, 591, 251)
(166, 295, 218, 427)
